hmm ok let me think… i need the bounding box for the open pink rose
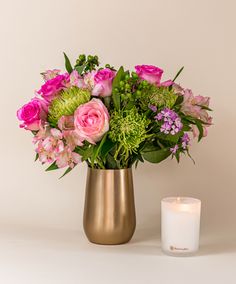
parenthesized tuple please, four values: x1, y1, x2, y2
(135, 65, 173, 86)
(74, 98, 109, 144)
(37, 73, 70, 102)
(92, 68, 116, 97)
(17, 98, 48, 131)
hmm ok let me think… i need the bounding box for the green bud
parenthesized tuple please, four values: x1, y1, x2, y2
(119, 81, 125, 86)
(87, 55, 93, 62)
(125, 74, 130, 80)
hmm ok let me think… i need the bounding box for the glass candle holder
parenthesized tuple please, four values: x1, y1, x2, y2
(161, 197, 201, 256)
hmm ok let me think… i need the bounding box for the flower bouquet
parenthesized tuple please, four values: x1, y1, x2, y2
(17, 54, 212, 244)
(17, 53, 212, 176)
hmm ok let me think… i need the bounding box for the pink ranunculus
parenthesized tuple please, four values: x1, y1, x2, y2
(135, 65, 173, 86)
(92, 68, 116, 97)
(74, 98, 109, 144)
(56, 146, 81, 168)
(17, 98, 48, 131)
(41, 69, 61, 81)
(37, 73, 70, 102)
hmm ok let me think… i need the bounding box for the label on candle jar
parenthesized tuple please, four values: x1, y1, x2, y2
(161, 197, 201, 256)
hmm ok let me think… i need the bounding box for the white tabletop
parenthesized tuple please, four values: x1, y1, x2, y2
(0, 225, 235, 284)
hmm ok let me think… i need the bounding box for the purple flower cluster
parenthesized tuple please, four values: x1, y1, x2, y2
(181, 133, 190, 149)
(155, 108, 183, 135)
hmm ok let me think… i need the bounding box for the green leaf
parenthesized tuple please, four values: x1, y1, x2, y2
(142, 148, 171, 163)
(59, 167, 73, 179)
(45, 161, 58, 171)
(156, 132, 182, 144)
(91, 134, 107, 167)
(172, 66, 184, 82)
(34, 153, 39, 162)
(174, 95, 184, 106)
(194, 120, 204, 142)
(75, 145, 94, 161)
(75, 64, 85, 75)
(63, 52, 73, 73)
(100, 138, 116, 157)
(112, 66, 125, 110)
(106, 153, 118, 169)
(196, 105, 212, 111)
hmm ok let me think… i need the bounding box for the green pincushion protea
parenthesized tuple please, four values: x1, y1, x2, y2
(48, 87, 90, 127)
(140, 84, 177, 110)
(109, 108, 150, 163)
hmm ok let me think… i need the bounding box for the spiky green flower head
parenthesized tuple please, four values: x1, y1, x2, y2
(139, 83, 177, 110)
(48, 87, 91, 127)
(109, 108, 150, 161)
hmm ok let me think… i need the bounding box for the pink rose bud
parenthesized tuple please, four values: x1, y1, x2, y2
(92, 68, 116, 97)
(74, 98, 109, 144)
(135, 65, 173, 86)
(135, 65, 163, 84)
(17, 98, 48, 131)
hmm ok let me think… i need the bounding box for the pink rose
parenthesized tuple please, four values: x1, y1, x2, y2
(74, 98, 109, 144)
(37, 73, 69, 102)
(135, 65, 173, 86)
(17, 98, 48, 131)
(92, 68, 116, 97)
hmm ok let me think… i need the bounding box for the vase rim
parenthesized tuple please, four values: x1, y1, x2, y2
(87, 167, 132, 172)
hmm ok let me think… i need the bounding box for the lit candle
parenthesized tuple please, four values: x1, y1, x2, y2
(161, 197, 201, 256)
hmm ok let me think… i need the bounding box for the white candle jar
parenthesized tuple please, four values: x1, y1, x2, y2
(161, 197, 201, 256)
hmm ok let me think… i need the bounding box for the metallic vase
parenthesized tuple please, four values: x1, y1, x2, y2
(83, 168, 136, 245)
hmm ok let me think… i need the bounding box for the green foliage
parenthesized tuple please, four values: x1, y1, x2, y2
(142, 148, 171, 163)
(139, 84, 177, 110)
(45, 161, 58, 171)
(109, 108, 150, 167)
(48, 87, 90, 127)
(74, 54, 99, 74)
(63, 52, 73, 73)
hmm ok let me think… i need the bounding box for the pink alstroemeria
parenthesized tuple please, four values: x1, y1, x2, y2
(69, 70, 86, 88)
(41, 69, 61, 81)
(56, 147, 81, 168)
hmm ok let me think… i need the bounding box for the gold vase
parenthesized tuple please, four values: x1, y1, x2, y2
(83, 167, 136, 245)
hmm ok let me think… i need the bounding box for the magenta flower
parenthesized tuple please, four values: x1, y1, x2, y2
(74, 98, 109, 144)
(17, 98, 48, 131)
(37, 73, 70, 102)
(135, 65, 173, 86)
(92, 68, 116, 97)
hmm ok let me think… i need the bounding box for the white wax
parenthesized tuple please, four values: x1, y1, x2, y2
(161, 197, 201, 256)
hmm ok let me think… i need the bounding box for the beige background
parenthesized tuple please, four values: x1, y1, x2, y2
(0, 0, 235, 235)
